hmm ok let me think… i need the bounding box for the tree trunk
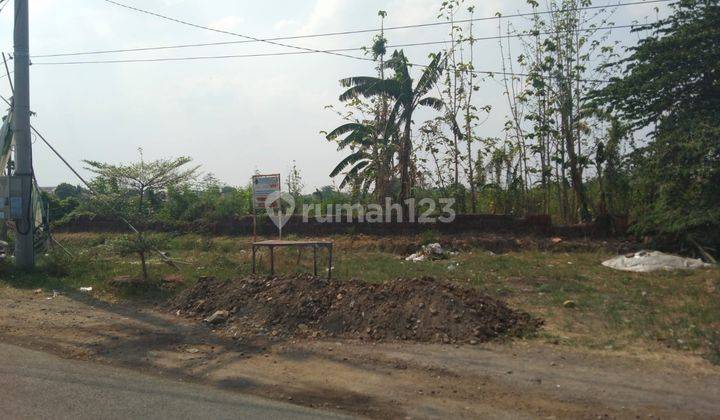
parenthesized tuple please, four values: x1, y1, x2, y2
(467, 134, 476, 213)
(560, 95, 591, 223)
(399, 115, 413, 203)
(139, 250, 149, 282)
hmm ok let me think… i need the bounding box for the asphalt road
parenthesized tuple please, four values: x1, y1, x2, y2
(0, 343, 347, 419)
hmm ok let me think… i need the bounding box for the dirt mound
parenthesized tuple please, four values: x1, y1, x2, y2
(171, 276, 541, 344)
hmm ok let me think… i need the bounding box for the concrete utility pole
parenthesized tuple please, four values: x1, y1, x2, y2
(13, 0, 34, 268)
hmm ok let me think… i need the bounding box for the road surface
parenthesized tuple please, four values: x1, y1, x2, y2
(0, 343, 346, 419)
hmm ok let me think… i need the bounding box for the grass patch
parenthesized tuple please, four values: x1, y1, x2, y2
(3, 232, 719, 363)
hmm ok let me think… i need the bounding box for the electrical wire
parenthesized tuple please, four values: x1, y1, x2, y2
(99, 0, 668, 68)
(100, 0, 378, 65)
(31, 42, 435, 64)
(31, 56, 612, 83)
(29, 21, 654, 83)
(2, 53, 13, 93)
(30, 42, 620, 83)
(32, 23, 648, 59)
(98, 0, 671, 47)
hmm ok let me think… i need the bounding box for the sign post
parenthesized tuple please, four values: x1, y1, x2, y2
(251, 174, 281, 240)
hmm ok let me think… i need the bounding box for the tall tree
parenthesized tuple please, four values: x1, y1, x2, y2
(592, 0, 720, 249)
(286, 160, 304, 196)
(327, 13, 397, 201)
(338, 50, 445, 202)
(502, 0, 617, 221)
(439, 0, 465, 186)
(463, 5, 479, 213)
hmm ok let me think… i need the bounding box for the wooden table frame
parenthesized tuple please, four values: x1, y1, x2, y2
(252, 240, 333, 279)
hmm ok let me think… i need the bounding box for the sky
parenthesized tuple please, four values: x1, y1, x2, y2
(0, 0, 670, 192)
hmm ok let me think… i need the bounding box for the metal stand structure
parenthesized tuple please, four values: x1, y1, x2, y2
(252, 240, 333, 279)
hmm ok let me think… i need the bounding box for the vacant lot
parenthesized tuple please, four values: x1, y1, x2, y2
(10, 232, 719, 361)
(1, 232, 719, 418)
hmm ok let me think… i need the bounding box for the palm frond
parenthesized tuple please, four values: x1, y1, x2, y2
(337, 130, 374, 149)
(339, 160, 370, 189)
(339, 78, 401, 102)
(339, 76, 383, 88)
(414, 52, 444, 97)
(326, 122, 369, 140)
(387, 50, 411, 83)
(417, 97, 444, 111)
(386, 99, 403, 128)
(329, 151, 367, 177)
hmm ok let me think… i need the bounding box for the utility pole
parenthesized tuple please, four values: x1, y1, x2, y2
(13, 0, 34, 268)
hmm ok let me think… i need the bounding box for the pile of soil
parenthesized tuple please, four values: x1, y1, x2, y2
(171, 276, 541, 344)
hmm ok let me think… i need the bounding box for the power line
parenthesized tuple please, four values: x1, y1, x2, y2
(31, 53, 611, 83)
(99, 0, 668, 65)
(0, 94, 94, 189)
(100, 0, 670, 44)
(20, 0, 656, 85)
(32, 23, 646, 59)
(28, 51, 616, 84)
(30, 21, 649, 68)
(101, 0, 374, 65)
(30, 22, 649, 65)
(32, 44, 412, 65)
(1, 53, 12, 93)
(30, 21, 649, 83)
(32, 50, 352, 65)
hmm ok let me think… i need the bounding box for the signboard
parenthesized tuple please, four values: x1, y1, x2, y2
(252, 174, 281, 210)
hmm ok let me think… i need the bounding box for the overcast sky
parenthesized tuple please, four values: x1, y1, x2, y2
(0, 0, 669, 191)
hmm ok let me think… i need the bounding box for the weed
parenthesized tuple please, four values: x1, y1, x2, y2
(40, 250, 74, 277)
(419, 229, 440, 245)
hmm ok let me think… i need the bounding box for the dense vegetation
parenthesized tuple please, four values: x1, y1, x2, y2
(592, 0, 720, 248)
(44, 0, 719, 255)
(323, 0, 718, 250)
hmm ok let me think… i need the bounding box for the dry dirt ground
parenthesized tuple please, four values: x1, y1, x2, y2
(1, 286, 719, 419)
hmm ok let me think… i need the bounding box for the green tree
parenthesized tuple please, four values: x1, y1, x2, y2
(83, 155, 198, 217)
(592, 0, 720, 249)
(327, 119, 393, 193)
(83, 155, 199, 281)
(338, 50, 445, 202)
(43, 193, 79, 224)
(53, 183, 83, 200)
(286, 160, 304, 196)
(327, 15, 396, 202)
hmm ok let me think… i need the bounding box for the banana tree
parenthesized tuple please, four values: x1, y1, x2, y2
(327, 121, 394, 195)
(338, 50, 445, 202)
